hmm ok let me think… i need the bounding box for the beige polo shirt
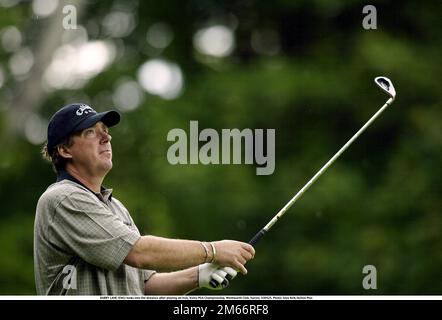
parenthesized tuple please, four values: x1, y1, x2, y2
(34, 177, 155, 295)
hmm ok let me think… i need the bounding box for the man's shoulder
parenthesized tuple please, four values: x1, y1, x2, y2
(38, 180, 90, 205)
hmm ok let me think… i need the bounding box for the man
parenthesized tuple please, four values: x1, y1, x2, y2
(34, 103, 255, 295)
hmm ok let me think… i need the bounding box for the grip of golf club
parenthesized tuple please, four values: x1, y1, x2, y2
(249, 229, 266, 246)
(209, 278, 228, 289)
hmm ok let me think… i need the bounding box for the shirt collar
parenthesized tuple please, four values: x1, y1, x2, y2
(56, 169, 113, 202)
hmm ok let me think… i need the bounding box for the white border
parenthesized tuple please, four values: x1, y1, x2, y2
(0, 295, 441, 300)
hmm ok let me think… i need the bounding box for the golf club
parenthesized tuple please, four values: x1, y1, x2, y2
(210, 76, 396, 288)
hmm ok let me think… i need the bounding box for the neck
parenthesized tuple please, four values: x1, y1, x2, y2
(65, 165, 105, 193)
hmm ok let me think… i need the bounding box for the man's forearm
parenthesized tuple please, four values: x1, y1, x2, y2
(144, 267, 199, 295)
(125, 235, 208, 271)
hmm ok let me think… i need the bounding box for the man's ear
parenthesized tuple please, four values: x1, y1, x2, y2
(57, 145, 73, 159)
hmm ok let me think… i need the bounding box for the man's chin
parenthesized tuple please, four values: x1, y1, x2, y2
(100, 160, 113, 173)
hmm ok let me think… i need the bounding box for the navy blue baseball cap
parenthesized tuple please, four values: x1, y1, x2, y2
(47, 103, 120, 155)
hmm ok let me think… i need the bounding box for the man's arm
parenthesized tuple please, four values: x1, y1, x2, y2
(144, 267, 198, 295)
(144, 264, 238, 295)
(124, 235, 254, 274)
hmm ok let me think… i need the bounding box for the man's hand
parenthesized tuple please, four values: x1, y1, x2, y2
(198, 263, 238, 290)
(211, 240, 255, 275)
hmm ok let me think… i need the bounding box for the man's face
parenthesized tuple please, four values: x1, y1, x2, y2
(66, 121, 113, 176)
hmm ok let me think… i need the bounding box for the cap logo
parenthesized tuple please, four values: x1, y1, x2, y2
(76, 104, 95, 116)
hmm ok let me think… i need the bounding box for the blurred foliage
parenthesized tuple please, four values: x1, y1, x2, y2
(0, 0, 441, 295)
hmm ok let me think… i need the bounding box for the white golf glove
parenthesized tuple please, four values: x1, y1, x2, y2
(198, 263, 237, 290)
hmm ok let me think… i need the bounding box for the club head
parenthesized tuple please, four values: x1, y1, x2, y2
(375, 76, 396, 100)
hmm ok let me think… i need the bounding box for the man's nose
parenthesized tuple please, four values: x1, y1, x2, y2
(100, 131, 112, 143)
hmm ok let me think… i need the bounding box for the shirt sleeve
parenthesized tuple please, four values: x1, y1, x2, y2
(49, 190, 140, 271)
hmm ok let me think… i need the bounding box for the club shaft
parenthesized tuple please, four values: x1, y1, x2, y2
(251, 97, 394, 244)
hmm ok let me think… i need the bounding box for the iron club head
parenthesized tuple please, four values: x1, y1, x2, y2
(375, 76, 396, 100)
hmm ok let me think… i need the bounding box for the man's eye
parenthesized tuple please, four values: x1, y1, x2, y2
(85, 129, 95, 135)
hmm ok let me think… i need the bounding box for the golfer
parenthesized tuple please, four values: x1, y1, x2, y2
(34, 103, 255, 295)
